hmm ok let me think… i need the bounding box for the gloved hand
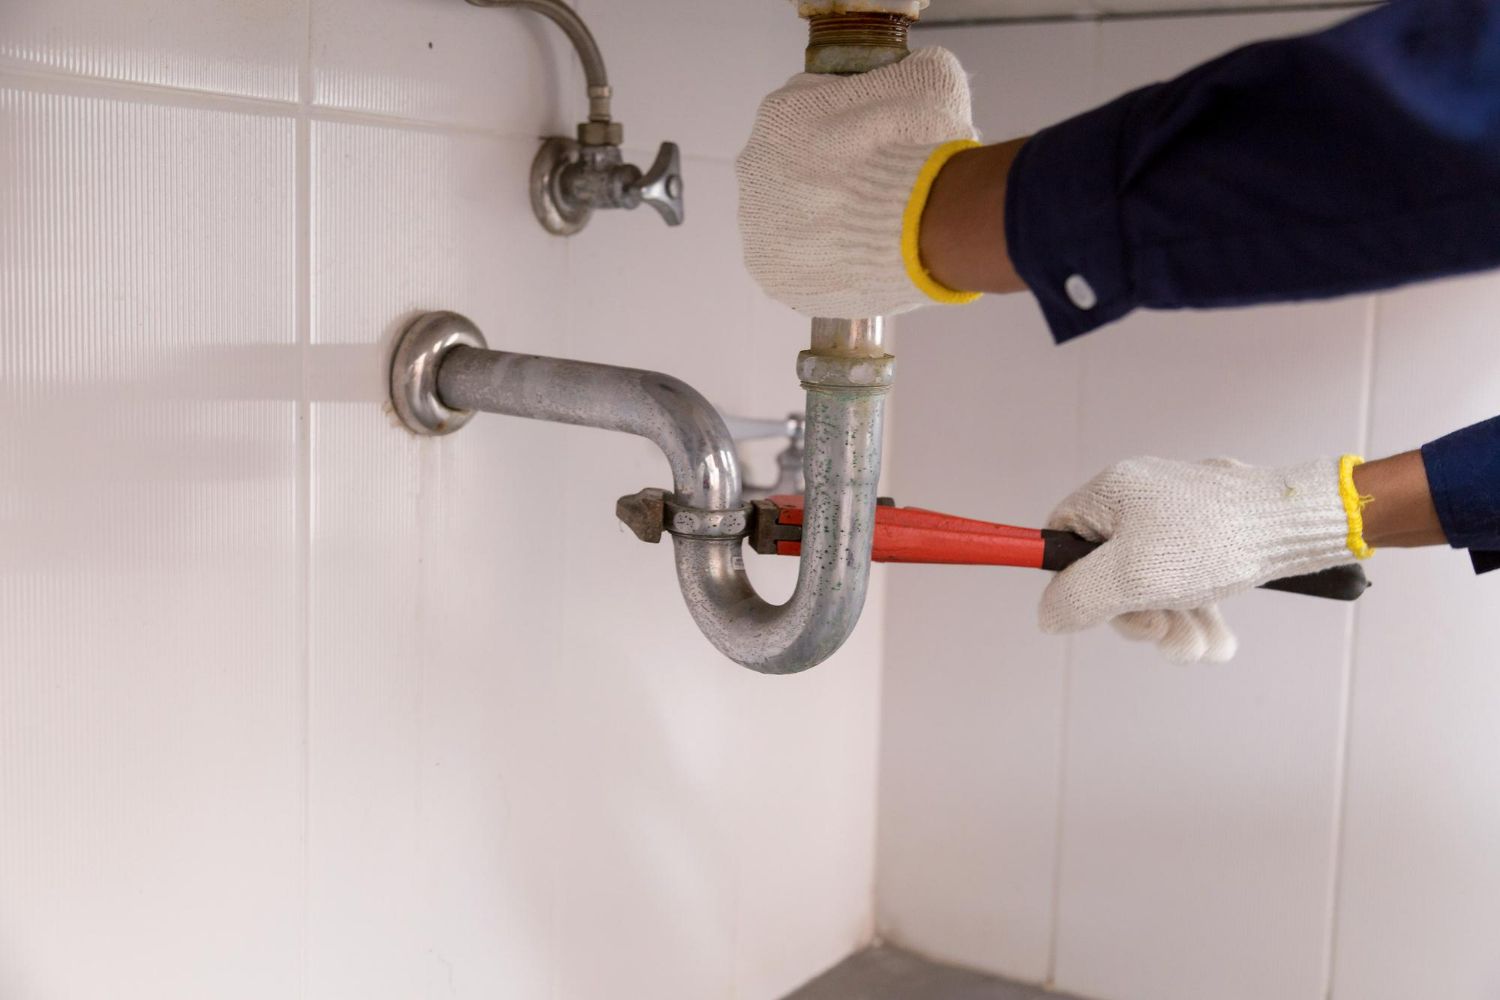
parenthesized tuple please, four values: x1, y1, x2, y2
(1038, 457, 1368, 663)
(736, 46, 981, 318)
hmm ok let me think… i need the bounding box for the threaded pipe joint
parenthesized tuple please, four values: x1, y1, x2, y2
(805, 12, 911, 74)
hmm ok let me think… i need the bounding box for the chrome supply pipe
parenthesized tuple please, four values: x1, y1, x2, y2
(466, 0, 611, 124)
(464, 0, 683, 232)
(389, 311, 890, 674)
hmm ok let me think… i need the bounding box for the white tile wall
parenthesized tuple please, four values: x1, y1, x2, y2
(305, 120, 571, 1000)
(0, 0, 306, 101)
(1055, 18, 1362, 998)
(18, 4, 1497, 999)
(551, 152, 885, 1000)
(581, 0, 807, 163)
(884, 10, 1500, 1000)
(1052, 298, 1367, 1000)
(0, 84, 302, 998)
(1329, 274, 1500, 1000)
(0, 3, 884, 999)
(875, 22, 1095, 983)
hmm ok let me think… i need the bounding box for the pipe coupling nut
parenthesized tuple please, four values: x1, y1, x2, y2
(577, 119, 624, 147)
(796, 351, 896, 389)
(665, 498, 753, 539)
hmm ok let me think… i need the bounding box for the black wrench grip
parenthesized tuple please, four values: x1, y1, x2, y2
(1039, 530, 1371, 602)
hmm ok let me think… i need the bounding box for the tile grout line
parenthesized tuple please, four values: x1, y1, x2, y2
(0, 61, 301, 116)
(546, 27, 583, 1000)
(1046, 22, 1104, 988)
(295, 1, 315, 997)
(0, 61, 726, 151)
(1318, 293, 1379, 1000)
(1044, 634, 1075, 989)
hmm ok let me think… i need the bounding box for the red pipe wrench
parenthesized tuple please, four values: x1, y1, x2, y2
(751, 496, 1369, 601)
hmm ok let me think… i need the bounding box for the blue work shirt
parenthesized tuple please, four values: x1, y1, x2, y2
(1005, 0, 1500, 571)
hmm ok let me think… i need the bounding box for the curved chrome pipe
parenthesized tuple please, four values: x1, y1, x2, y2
(465, 0, 612, 123)
(406, 313, 892, 674)
(436, 346, 740, 511)
(673, 370, 889, 673)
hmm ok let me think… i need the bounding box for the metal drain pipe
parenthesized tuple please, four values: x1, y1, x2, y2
(674, 317, 892, 671)
(390, 311, 889, 674)
(388, 3, 926, 672)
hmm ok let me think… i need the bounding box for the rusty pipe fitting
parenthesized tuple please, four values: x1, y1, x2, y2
(806, 12, 912, 74)
(796, 0, 926, 73)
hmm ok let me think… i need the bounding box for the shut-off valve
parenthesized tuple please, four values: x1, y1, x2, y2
(466, 0, 684, 235)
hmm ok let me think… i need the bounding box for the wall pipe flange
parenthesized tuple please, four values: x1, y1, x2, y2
(389, 311, 489, 436)
(531, 137, 592, 236)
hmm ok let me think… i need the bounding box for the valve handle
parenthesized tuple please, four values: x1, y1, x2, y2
(632, 142, 684, 226)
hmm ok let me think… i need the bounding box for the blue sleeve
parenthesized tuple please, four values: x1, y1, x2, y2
(1004, 0, 1500, 342)
(1421, 416, 1500, 573)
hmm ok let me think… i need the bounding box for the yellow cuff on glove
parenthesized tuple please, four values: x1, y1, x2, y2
(902, 139, 983, 306)
(1339, 454, 1376, 560)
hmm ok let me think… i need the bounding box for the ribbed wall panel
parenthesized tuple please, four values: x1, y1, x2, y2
(310, 122, 457, 347)
(306, 119, 570, 999)
(309, 0, 575, 134)
(306, 401, 427, 999)
(0, 1, 889, 996)
(1331, 274, 1500, 1000)
(0, 87, 302, 999)
(885, 13, 1500, 1000)
(0, 1, 304, 102)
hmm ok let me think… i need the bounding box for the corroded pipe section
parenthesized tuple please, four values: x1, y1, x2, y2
(797, 0, 927, 73)
(675, 338, 892, 672)
(806, 12, 911, 73)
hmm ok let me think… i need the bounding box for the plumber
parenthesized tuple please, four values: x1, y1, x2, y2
(737, 0, 1500, 663)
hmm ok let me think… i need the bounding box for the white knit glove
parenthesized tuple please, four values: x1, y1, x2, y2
(736, 47, 980, 318)
(1039, 457, 1362, 663)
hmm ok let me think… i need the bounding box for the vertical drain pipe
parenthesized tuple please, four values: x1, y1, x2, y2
(687, 3, 917, 661)
(673, 6, 919, 669)
(671, 316, 893, 671)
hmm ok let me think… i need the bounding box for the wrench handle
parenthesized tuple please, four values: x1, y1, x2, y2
(1040, 530, 1371, 602)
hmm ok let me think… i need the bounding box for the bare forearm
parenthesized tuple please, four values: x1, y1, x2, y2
(919, 139, 1029, 295)
(920, 140, 1450, 557)
(1352, 451, 1447, 548)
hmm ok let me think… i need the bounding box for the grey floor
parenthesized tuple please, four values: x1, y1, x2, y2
(783, 947, 1084, 1000)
